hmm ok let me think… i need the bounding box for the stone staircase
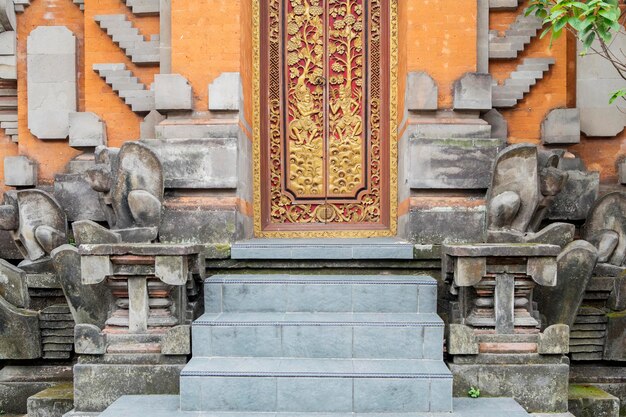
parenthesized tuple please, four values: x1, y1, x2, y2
(0, 86, 17, 142)
(489, 13, 544, 59)
(123, 0, 160, 15)
(93, 63, 154, 113)
(72, 0, 84, 11)
(492, 57, 556, 107)
(97, 272, 533, 417)
(94, 14, 160, 65)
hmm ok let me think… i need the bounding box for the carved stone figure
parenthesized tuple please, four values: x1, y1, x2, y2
(486, 144, 574, 247)
(74, 141, 164, 244)
(0, 189, 67, 272)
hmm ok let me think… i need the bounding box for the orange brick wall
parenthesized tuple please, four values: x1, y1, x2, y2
(171, 0, 241, 111)
(15, 0, 85, 186)
(84, 0, 159, 148)
(406, 0, 478, 109)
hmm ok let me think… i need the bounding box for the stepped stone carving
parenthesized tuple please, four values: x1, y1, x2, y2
(94, 15, 160, 65)
(492, 58, 556, 107)
(93, 63, 155, 113)
(489, 13, 543, 59)
(123, 0, 159, 15)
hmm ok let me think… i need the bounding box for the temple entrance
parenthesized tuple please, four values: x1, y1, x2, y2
(254, 0, 397, 237)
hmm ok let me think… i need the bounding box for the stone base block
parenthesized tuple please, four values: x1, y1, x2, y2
(400, 204, 486, 244)
(0, 366, 72, 414)
(73, 363, 185, 413)
(449, 361, 569, 413)
(568, 384, 619, 417)
(27, 382, 74, 417)
(160, 202, 242, 244)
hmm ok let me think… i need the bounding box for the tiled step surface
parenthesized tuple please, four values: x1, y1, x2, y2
(98, 395, 532, 417)
(191, 312, 444, 359)
(204, 274, 438, 314)
(180, 357, 452, 413)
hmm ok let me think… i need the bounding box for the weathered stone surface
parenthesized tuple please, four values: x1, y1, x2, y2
(140, 110, 165, 140)
(69, 112, 107, 148)
(547, 170, 599, 221)
(51, 245, 113, 327)
(568, 384, 620, 417)
(161, 325, 190, 355)
(604, 311, 626, 361)
(402, 206, 486, 244)
(0, 258, 29, 308)
(584, 192, 626, 266)
(483, 109, 507, 140)
(208, 72, 241, 111)
(4, 155, 36, 186)
(535, 240, 598, 328)
(27, 382, 74, 417)
(141, 137, 237, 189)
(160, 205, 240, 244)
(72, 220, 121, 246)
(54, 173, 106, 222)
(487, 144, 540, 235)
(7, 190, 67, 269)
(408, 135, 503, 189)
(80, 255, 113, 285)
(73, 363, 184, 412)
(0, 366, 72, 414)
(443, 243, 561, 258)
(489, 191, 520, 228)
(453, 72, 492, 110)
(154, 74, 193, 111)
(541, 108, 581, 144)
(578, 34, 626, 136)
(406, 71, 437, 110)
(0, 294, 41, 359)
(79, 243, 204, 257)
(538, 324, 570, 354)
(448, 324, 479, 355)
(74, 323, 106, 355)
(27, 26, 76, 139)
(450, 361, 569, 413)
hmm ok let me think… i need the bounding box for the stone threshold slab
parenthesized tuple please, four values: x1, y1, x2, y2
(231, 238, 414, 260)
(97, 395, 532, 417)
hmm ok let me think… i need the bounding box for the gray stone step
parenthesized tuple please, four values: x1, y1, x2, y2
(191, 312, 444, 359)
(155, 121, 239, 139)
(98, 395, 532, 417)
(231, 237, 415, 260)
(204, 274, 438, 314)
(124, 0, 160, 15)
(179, 357, 453, 413)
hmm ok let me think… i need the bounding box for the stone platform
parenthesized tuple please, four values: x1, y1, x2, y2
(231, 238, 415, 260)
(98, 395, 532, 417)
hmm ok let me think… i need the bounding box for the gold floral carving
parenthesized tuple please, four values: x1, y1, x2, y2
(253, 0, 398, 237)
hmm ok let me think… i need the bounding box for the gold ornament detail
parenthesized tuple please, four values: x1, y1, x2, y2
(253, 0, 398, 237)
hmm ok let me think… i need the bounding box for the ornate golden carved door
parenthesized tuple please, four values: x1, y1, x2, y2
(254, 0, 397, 236)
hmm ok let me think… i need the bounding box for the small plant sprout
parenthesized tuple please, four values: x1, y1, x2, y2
(468, 386, 481, 398)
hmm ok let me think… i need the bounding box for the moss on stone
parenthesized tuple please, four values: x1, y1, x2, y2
(606, 310, 626, 319)
(30, 382, 73, 400)
(569, 384, 614, 400)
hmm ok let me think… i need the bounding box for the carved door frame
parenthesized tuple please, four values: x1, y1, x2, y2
(252, 0, 398, 237)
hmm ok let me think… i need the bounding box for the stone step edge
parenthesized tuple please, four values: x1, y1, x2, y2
(181, 370, 452, 379)
(193, 320, 443, 328)
(205, 277, 437, 286)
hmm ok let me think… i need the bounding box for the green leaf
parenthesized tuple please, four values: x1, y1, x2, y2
(609, 89, 626, 104)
